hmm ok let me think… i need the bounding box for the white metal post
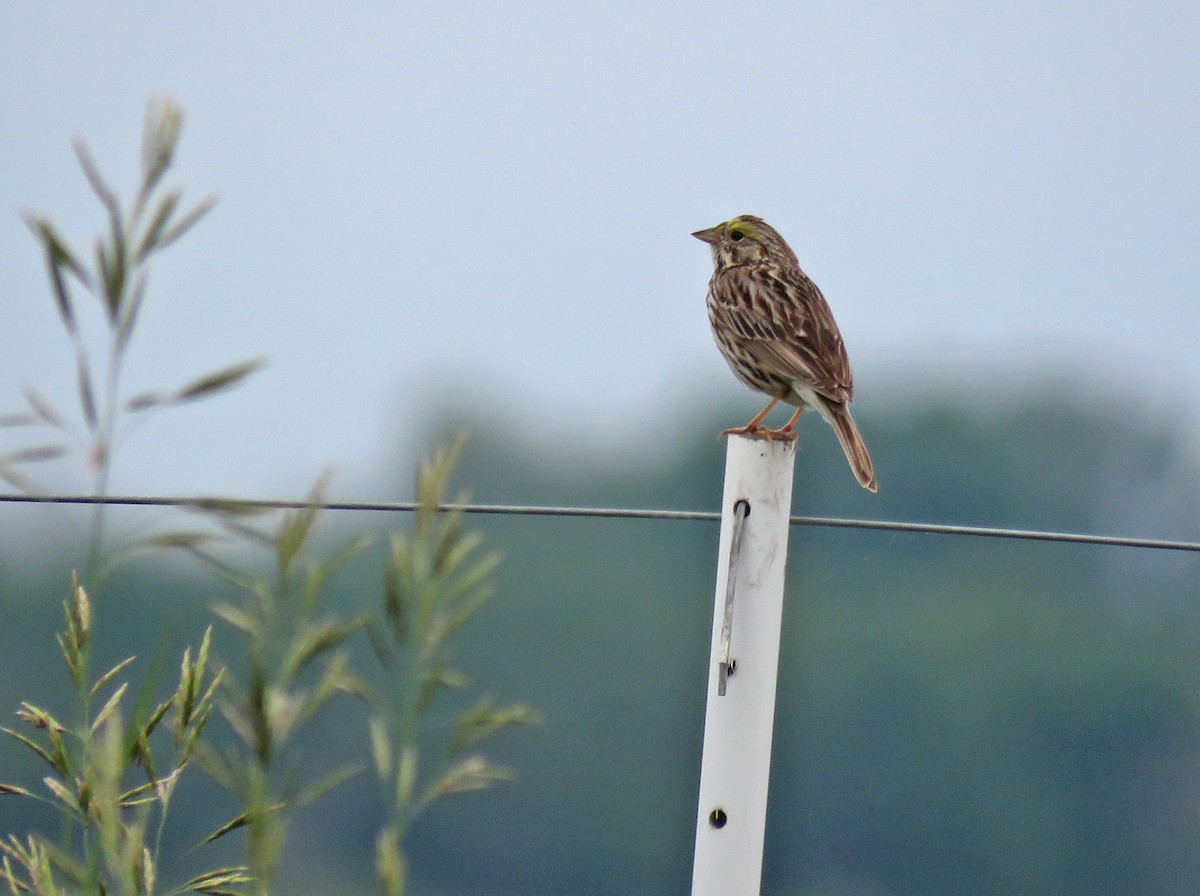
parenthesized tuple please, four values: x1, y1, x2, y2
(691, 434, 797, 896)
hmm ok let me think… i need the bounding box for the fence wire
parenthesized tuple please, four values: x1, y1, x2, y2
(1, 492, 1198, 554)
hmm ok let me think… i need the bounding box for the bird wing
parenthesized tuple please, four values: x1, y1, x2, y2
(717, 265, 855, 404)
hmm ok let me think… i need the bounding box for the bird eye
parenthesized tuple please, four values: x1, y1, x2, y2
(729, 230, 745, 242)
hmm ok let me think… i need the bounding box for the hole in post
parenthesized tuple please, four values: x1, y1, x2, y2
(733, 499, 750, 518)
(726, 658, 736, 676)
(708, 808, 728, 829)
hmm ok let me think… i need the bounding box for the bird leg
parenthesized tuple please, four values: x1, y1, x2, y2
(779, 407, 804, 432)
(722, 398, 780, 436)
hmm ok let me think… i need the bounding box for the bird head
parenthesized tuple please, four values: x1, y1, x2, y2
(691, 215, 797, 269)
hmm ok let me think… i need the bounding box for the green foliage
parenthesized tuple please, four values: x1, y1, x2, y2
(154, 443, 537, 896)
(0, 102, 264, 891)
(0, 98, 263, 576)
(0, 575, 239, 896)
(2, 103, 534, 896)
(363, 438, 538, 896)
(175, 477, 371, 896)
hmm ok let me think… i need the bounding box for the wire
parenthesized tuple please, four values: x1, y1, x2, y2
(1, 491, 1198, 554)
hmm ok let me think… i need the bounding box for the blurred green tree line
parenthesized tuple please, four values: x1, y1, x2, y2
(2, 393, 1199, 896)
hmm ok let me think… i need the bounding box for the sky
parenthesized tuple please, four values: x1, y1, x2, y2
(1, 3, 1198, 506)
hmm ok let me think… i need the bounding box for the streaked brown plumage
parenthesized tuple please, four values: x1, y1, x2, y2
(693, 215, 877, 492)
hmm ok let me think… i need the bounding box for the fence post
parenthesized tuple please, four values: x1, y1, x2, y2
(691, 433, 797, 896)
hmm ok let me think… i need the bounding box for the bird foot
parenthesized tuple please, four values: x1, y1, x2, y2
(721, 426, 798, 442)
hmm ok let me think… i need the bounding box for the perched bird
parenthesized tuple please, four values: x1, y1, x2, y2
(693, 215, 877, 492)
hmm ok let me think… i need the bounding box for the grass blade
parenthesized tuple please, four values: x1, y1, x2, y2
(174, 357, 266, 403)
(156, 194, 217, 250)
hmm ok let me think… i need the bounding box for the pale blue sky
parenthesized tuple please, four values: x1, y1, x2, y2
(2, 3, 1198, 504)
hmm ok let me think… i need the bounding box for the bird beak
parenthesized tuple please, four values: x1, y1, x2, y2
(691, 226, 720, 244)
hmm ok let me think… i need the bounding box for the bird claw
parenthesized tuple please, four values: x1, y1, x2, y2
(721, 426, 798, 442)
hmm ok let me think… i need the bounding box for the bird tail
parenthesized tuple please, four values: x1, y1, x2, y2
(824, 402, 877, 493)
